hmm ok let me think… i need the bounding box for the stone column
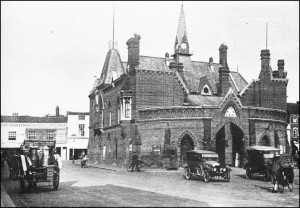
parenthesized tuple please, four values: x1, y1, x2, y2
(225, 123, 233, 165)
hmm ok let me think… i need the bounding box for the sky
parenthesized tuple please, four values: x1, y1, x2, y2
(1, 1, 299, 117)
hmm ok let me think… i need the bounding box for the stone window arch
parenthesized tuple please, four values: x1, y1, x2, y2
(201, 84, 212, 95)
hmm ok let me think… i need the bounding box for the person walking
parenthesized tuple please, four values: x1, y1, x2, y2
(271, 153, 283, 192)
(130, 152, 140, 172)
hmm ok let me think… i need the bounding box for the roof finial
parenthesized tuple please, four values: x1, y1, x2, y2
(266, 22, 268, 50)
(112, 1, 115, 49)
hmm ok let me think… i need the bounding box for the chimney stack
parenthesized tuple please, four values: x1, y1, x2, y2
(126, 33, 141, 69)
(209, 57, 213, 63)
(218, 44, 230, 97)
(219, 44, 228, 68)
(165, 52, 170, 67)
(277, 59, 285, 78)
(13, 113, 18, 117)
(56, 106, 59, 117)
(259, 49, 271, 80)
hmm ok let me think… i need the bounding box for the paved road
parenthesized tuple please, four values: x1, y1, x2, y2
(1, 161, 299, 207)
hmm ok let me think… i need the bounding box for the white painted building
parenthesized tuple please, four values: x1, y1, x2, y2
(1, 113, 67, 158)
(66, 112, 90, 160)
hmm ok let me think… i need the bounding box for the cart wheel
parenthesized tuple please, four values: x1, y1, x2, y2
(245, 167, 251, 179)
(225, 172, 230, 182)
(203, 170, 210, 183)
(185, 168, 191, 180)
(53, 172, 60, 190)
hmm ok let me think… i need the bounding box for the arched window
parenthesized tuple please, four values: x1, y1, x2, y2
(125, 99, 130, 118)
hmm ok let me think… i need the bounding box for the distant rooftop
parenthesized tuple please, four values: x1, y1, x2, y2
(67, 111, 89, 116)
(1, 115, 67, 123)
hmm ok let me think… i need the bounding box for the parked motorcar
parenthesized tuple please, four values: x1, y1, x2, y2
(183, 150, 231, 182)
(244, 145, 280, 181)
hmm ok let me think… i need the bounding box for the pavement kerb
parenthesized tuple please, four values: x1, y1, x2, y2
(1, 183, 15, 207)
(71, 160, 183, 173)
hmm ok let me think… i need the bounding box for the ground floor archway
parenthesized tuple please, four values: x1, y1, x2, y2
(180, 134, 194, 166)
(215, 122, 245, 167)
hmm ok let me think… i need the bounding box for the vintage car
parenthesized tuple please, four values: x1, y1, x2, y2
(244, 145, 280, 181)
(183, 150, 231, 182)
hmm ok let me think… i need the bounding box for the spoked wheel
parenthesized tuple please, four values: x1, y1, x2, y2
(185, 168, 191, 180)
(245, 167, 251, 179)
(278, 182, 284, 193)
(225, 172, 230, 182)
(203, 170, 210, 183)
(53, 171, 60, 190)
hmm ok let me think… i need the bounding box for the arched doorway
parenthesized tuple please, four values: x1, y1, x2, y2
(261, 135, 271, 146)
(215, 123, 245, 167)
(180, 135, 194, 166)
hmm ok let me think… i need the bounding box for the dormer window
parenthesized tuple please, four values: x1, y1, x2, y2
(201, 85, 212, 95)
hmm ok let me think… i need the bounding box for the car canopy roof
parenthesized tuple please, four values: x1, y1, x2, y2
(246, 145, 280, 152)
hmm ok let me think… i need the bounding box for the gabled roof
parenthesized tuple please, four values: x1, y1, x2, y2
(98, 49, 125, 86)
(1, 115, 67, 123)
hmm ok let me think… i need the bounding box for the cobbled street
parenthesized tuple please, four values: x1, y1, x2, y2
(1, 161, 299, 207)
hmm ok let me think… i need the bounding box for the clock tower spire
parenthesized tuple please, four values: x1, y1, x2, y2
(173, 3, 192, 62)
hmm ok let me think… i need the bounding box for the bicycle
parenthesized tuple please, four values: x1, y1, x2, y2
(272, 166, 294, 193)
(126, 159, 145, 172)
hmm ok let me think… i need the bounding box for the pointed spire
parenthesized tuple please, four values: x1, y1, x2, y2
(176, 4, 188, 46)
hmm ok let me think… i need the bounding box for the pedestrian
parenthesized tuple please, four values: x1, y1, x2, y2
(130, 152, 140, 172)
(271, 152, 283, 192)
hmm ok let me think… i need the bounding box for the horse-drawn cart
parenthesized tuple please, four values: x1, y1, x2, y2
(18, 139, 61, 193)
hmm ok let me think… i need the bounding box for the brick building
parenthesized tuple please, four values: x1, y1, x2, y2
(88, 5, 289, 168)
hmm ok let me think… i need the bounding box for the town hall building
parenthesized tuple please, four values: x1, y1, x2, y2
(88, 5, 289, 168)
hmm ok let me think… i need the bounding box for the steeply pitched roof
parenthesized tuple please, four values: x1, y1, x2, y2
(137, 55, 248, 95)
(98, 49, 125, 86)
(1, 115, 67, 123)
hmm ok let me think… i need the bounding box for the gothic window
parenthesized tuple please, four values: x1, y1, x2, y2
(225, 106, 237, 117)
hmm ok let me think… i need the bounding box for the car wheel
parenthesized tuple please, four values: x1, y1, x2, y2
(203, 170, 210, 183)
(245, 167, 251, 179)
(185, 168, 191, 180)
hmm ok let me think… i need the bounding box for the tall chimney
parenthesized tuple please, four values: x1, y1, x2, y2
(126, 33, 141, 69)
(277, 59, 285, 78)
(56, 106, 59, 117)
(259, 49, 271, 80)
(218, 44, 230, 96)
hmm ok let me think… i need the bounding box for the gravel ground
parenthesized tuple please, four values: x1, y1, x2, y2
(1, 161, 299, 207)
